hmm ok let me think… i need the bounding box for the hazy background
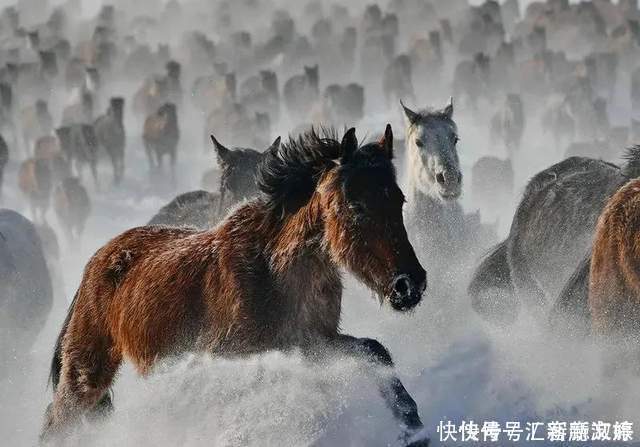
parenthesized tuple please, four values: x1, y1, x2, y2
(0, 0, 638, 446)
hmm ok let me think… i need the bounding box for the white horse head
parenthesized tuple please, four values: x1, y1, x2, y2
(403, 98, 462, 201)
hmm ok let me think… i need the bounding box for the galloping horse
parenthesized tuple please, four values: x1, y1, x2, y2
(42, 126, 429, 446)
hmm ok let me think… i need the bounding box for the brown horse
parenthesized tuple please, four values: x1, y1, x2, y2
(143, 102, 180, 180)
(42, 126, 429, 446)
(18, 157, 52, 222)
(589, 177, 640, 337)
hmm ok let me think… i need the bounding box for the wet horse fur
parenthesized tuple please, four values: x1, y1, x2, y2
(42, 127, 429, 446)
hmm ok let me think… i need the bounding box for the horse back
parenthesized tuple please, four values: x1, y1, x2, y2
(508, 157, 624, 300)
(71, 225, 212, 371)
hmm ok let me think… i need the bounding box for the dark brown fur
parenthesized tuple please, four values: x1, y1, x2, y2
(20, 99, 53, 156)
(34, 135, 71, 185)
(94, 97, 125, 185)
(42, 127, 428, 444)
(53, 177, 90, 243)
(18, 157, 52, 221)
(143, 102, 179, 180)
(56, 124, 99, 188)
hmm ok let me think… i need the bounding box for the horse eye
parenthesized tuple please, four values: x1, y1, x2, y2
(350, 202, 366, 213)
(415, 139, 424, 148)
(452, 135, 459, 144)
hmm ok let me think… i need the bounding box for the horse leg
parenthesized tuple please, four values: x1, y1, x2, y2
(112, 153, 123, 185)
(144, 145, 154, 171)
(169, 150, 176, 185)
(41, 333, 122, 441)
(90, 161, 99, 191)
(332, 335, 427, 446)
(156, 150, 163, 171)
(507, 236, 546, 309)
(118, 156, 125, 184)
(75, 159, 83, 180)
(29, 197, 37, 222)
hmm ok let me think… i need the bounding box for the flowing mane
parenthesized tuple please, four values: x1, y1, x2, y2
(257, 127, 340, 217)
(257, 127, 397, 218)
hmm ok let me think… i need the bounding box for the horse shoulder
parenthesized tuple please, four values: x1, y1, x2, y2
(198, 229, 274, 351)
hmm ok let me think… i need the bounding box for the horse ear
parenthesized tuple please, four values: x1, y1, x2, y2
(400, 100, 419, 124)
(444, 97, 454, 119)
(268, 136, 281, 155)
(379, 124, 393, 159)
(341, 127, 358, 162)
(211, 134, 230, 164)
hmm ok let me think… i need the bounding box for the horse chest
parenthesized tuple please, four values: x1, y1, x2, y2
(273, 260, 342, 344)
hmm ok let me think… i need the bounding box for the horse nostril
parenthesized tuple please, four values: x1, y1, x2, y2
(393, 275, 411, 296)
(436, 173, 445, 185)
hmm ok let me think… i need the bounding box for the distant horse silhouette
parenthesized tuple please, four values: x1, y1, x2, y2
(42, 126, 429, 446)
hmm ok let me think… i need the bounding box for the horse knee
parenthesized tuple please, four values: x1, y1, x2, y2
(87, 392, 114, 422)
(358, 338, 393, 367)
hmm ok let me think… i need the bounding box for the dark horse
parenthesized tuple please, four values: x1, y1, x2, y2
(147, 135, 281, 229)
(0, 209, 52, 375)
(42, 127, 429, 446)
(469, 148, 640, 326)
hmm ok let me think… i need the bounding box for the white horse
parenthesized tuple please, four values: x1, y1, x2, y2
(402, 99, 495, 283)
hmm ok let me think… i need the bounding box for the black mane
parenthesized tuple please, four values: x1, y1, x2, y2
(257, 127, 341, 217)
(257, 127, 395, 217)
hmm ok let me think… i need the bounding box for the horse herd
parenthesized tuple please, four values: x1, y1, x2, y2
(31, 100, 640, 446)
(2, 0, 640, 445)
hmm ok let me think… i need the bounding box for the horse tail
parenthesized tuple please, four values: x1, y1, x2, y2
(49, 291, 79, 390)
(468, 239, 518, 325)
(549, 253, 591, 337)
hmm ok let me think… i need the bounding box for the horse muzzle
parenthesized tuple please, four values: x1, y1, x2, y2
(435, 169, 462, 200)
(388, 270, 427, 312)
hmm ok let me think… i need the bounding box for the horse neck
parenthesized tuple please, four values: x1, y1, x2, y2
(260, 194, 342, 337)
(266, 193, 333, 277)
(408, 188, 451, 223)
(108, 106, 123, 123)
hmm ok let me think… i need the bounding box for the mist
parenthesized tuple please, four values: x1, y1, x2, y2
(0, 0, 639, 446)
